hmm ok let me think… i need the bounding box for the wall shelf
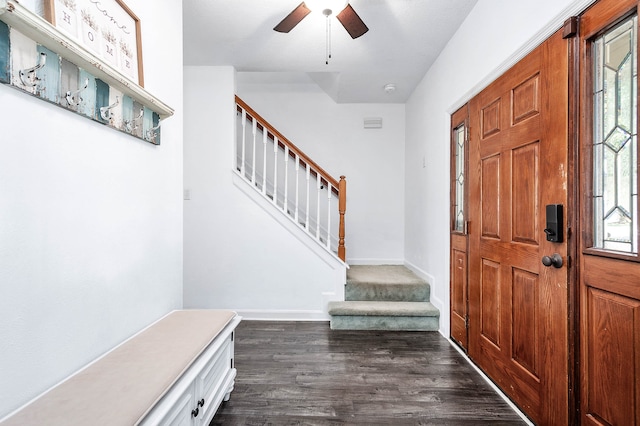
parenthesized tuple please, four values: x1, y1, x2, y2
(0, 0, 173, 120)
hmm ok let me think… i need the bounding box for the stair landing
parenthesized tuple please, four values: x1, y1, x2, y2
(329, 265, 440, 331)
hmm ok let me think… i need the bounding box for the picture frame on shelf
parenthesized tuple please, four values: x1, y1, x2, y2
(44, 0, 144, 86)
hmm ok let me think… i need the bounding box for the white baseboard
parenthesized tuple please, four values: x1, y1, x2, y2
(347, 258, 404, 265)
(403, 261, 434, 284)
(404, 261, 446, 334)
(234, 309, 330, 321)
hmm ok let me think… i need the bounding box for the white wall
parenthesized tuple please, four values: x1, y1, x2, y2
(0, 0, 184, 418)
(183, 67, 346, 320)
(404, 0, 595, 336)
(237, 74, 406, 264)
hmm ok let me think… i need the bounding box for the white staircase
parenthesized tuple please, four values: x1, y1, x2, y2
(235, 96, 347, 262)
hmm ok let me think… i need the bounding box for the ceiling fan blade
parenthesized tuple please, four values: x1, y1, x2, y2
(336, 4, 369, 39)
(273, 2, 312, 33)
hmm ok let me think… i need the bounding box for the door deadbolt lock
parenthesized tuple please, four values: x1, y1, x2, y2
(541, 253, 563, 268)
(544, 204, 563, 242)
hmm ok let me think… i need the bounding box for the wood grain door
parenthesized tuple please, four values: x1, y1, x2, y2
(451, 105, 469, 350)
(579, 1, 640, 424)
(468, 29, 570, 425)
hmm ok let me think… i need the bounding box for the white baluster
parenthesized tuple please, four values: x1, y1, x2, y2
(283, 146, 289, 214)
(251, 118, 257, 183)
(295, 156, 300, 223)
(272, 137, 278, 205)
(316, 175, 321, 239)
(262, 130, 267, 194)
(327, 184, 332, 249)
(235, 106, 240, 171)
(240, 109, 246, 177)
(305, 165, 310, 230)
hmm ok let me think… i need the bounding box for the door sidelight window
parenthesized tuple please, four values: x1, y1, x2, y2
(453, 124, 466, 233)
(592, 15, 638, 253)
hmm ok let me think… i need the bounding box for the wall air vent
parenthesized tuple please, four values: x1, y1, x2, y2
(364, 117, 383, 129)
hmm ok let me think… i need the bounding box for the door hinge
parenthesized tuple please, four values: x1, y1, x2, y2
(464, 221, 470, 235)
(464, 316, 469, 329)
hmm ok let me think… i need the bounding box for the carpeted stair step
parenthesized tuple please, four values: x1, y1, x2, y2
(346, 265, 430, 302)
(328, 301, 440, 331)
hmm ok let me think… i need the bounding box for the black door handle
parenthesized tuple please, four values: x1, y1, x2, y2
(541, 253, 563, 268)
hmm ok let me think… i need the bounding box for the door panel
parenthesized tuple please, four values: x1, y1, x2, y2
(512, 142, 539, 244)
(480, 259, 501, 347)
(482, 99, 501, 138)
(512, 268, 540, 378)
(579, 1, 640, 424)
(481, 155, 501, 238)
(469, 29, 569, 425)
(585, 287, 640, 426)
(512, 74, 540, 124)
(450, 246, 468, 346)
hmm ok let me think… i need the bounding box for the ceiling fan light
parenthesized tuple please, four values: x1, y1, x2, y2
(305, 0, 348, 14)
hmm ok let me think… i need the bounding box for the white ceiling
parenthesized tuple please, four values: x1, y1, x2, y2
(182, 0, 478, 103)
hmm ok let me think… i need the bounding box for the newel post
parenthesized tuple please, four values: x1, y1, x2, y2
(338, 176, 347, 262)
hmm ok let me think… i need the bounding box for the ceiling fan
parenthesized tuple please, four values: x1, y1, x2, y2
(273, 1, 369, 39)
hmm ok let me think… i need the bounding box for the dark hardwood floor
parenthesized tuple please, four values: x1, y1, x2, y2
(211, 321, 526, 425)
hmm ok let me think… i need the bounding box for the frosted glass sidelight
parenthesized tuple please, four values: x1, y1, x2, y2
(592, 15, 638, 253)
(454, 124, 466, 233)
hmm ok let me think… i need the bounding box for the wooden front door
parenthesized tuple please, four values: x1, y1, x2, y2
(579, 1, 640, 424)
(468, 29, 570, 424)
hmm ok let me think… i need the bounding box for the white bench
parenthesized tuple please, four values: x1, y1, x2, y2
(0, 310, 241, 426)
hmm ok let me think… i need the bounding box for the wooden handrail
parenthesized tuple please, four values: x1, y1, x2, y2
(236, 96, 339, 190)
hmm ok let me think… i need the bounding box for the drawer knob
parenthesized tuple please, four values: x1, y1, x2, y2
(198, 398, 205, 407)
(191, 407, 199, 418)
